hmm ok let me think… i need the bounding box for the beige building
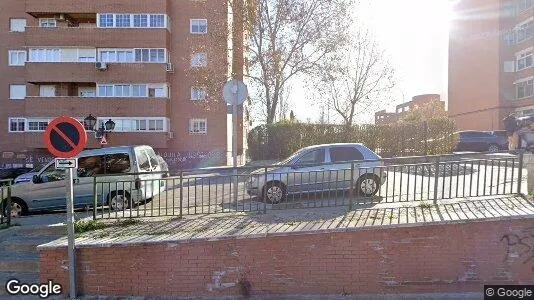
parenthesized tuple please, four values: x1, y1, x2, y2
(375, 94, 443, 125)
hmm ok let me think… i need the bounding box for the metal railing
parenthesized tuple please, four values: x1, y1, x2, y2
(0, 179, 12, 226)
(92, 151, 525, 220)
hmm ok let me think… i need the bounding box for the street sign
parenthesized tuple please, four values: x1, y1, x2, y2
(43, 116, 86, 300)
(44, 116, 87, 158)
(223, 79, 248, 105)
(100, 134, 107, 145)
(55, 158, 78, 169)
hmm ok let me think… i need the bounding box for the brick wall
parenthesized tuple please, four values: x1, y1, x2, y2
(40, 218, 534, 297)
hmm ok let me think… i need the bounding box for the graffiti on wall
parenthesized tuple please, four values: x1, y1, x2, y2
(501, 228, 534, 268)
(156, 150, 226, 170)
(1, 151, 54, 167)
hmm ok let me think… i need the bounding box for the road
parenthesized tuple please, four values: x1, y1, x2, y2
(94, 162, 524, 219)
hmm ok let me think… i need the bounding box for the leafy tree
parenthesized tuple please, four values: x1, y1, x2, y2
(401, 98, 447, 123)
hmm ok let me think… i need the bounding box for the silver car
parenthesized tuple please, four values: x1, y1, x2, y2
(246, 143, 387, 203)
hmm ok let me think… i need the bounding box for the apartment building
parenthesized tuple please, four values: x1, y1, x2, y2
(449, 0, 534, 130)
(0, 0, 247, 170)
(375, 94, 443, 125)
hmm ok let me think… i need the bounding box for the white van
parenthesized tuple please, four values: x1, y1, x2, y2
(3, 145, 165, 217)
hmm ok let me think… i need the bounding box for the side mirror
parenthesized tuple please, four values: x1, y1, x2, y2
(32, 175, 41, 184)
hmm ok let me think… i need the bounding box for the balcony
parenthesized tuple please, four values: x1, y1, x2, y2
(24, 132, 168, 149)
(26, 62, 169, 83)
(24, 97, 168, 118)
(26, 0, 169, 15)
(25, 26, 169, 48)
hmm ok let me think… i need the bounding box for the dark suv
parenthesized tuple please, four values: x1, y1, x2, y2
(453, 131, 507, 152)
(0, 167, 33, 185)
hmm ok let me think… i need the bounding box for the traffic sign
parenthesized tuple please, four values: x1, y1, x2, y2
(55, 158, 78, 169)
(44, 116, 87, 158)
(223, 79, 248, 105)
(100, 135, 107, 145)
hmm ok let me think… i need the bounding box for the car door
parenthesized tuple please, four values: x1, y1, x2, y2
(28, 162, 67, 210)
(286, 148, 327, 193)
(326, 146, 366, 190)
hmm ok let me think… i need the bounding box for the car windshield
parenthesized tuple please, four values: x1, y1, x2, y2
(277, 149, 308, 165)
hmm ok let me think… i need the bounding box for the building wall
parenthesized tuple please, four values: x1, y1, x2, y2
(0, 0, 245, 170)
(40, 217, 534, 297)
(375, 94, 443, 125)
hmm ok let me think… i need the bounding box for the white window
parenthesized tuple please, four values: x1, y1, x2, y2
(191, 87, 207, 100)
(517, 20, 534, 43)
(98, 85, 114, 97)
(8, 50, 26, 66)
(191, 53, 207, 67)
(132, 84, 148, 97)
(189, 119, 207, 134)
(149, 87, 166, 98)
(39, 85, 56, 97)
(99, 14, 114, 27)
(517, 79, 534, 99)
(10, 19, 26, 32)
(79, 87, 96, 97)
(518, 0, 534, 12)
(135, 49, 165, 62)
(114, 85, 131, 97)
(39, 19, 56, 28)
(9, 118, 25, 132)
(190, 19, 207, 34)
(27, 120, 49, 132)
(78, 56, 96, 62)
(29, 49, 61, 62)
(150, 15, 165, 28)
(10, 85, 26, 100)
(134, 14, 148, 28)
(115, 14, 131, 27)
(517, 51, 533, 70)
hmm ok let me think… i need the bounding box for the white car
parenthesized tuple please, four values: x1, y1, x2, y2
(246, 143, 387, 203)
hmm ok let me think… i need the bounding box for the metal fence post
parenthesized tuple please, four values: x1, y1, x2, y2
(92, 176, 97, 220)
(179, 171, 183, 218)
(263, 167, 268, 214)
(433, 157, 440, 204)
(518, 150, 524, 195)
(349, 162, 354, 211)
(7, 181, 12, 227)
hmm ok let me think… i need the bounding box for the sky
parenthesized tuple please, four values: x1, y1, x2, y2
(289, 0, 452, 124)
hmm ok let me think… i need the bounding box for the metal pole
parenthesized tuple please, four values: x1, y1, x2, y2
(66, 168, 76, 299)
(433, 157, 440, 204)
(349, 163, 354, 211)
(517, 150, 524, 195)
(232, 83, 239, 204)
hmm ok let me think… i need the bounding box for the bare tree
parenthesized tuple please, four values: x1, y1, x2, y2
(247, 0, 353, 124)
(319, 28, 395, 128)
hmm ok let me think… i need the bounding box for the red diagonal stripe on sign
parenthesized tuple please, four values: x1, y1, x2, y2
(52, 125, 77, 149)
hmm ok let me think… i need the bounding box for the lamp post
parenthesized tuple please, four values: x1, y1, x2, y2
(83, 114, 115, 147)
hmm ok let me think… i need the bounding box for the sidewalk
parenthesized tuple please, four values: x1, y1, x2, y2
(39, 195, 534, 249)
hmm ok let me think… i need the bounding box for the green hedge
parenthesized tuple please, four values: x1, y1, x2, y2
(247, 119, 457, 161)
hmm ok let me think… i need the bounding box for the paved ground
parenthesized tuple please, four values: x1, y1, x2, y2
(40, 195, 534, 248)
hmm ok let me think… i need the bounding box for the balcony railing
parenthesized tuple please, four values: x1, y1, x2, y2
(26, 0, 168, 15)
(24, 96, 168, 117)
(25, 26, 169, 48)
(26, 62, 169, 83)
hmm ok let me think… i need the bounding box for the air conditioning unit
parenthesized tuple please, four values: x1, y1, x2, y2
(167, 131, 174, 139)
(56, 13, 65, 21)
(95, 62, 107, 71)
(166, 63, 174, 73)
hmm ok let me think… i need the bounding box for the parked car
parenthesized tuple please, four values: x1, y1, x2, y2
(12, 165, 45, 184)
(2, 145, 166, 217)
(0, 167, 33, 186)
(453, 131, 507, 152)
(246, 143, 387, 204)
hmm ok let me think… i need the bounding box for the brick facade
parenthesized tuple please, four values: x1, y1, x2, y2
(40, 217, 534, 297)
(0, 0, 247, 170)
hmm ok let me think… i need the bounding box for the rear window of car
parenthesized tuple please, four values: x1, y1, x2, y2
(77, 153, 131, 177)
(330, 147, 364, 162)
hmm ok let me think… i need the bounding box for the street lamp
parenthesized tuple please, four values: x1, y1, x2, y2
(83, 114, 115, 147)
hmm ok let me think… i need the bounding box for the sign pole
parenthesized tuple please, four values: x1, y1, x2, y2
(66, 167, 76, 299)
(232, 82, 238, 203)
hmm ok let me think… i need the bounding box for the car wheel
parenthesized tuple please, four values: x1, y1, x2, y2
(2, 198, 28, 218)
(263, 182, 286, 204)
(356, 175, 379, 197)
(108, 191, 132, 211)
(488, 144, 499, 153)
